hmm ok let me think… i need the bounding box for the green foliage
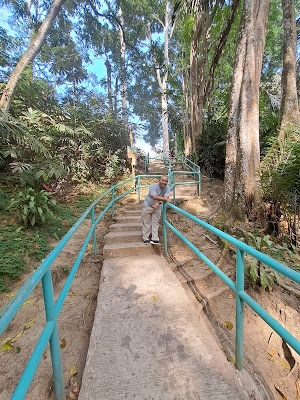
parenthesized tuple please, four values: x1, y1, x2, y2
(198, 115, 227, 177)
(261, 128, 300, 239)
(0, 186, 77, 291)
(241, 232, 297, 290)
(10, 188, 57, 227)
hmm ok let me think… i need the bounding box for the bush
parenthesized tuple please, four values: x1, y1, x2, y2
(11, 188, 56, 227)
(198, 116, 227, 178)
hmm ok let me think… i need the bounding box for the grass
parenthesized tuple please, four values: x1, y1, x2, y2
(0, 182, 108, 292)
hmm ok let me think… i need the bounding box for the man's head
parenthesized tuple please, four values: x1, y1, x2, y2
(159, 175, 168, 188)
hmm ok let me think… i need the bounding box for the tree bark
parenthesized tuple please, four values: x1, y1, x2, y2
(278, 0, 300, 131)
(118, 5, 128, 123)
(189, 12, 203, 154)
(0, 0, 67, 112)
(153, 1, 170, 156)
(224, 0, 270, 220)
(105, 54, 113, 114)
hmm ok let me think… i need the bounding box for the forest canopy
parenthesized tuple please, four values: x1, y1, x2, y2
(0, 0, 299, 231)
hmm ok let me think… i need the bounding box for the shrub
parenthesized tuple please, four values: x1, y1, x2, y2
(11, 188, 56, 227)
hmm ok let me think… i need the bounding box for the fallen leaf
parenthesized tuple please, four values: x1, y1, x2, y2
(69, 391, 77, 399)
(153, 296, 157, 301)
(11, 329, 25, 343)
(267, 349, 278, 357)
(72, 382, 80, 395)
(34, 242, 39, 248)
(72, 292, 78, 296)
(24, 318, 35, 330)
(199, 285, 208, 289)
(228, 356, 235, 363)
(70, 366, 77, 377)
(279, 358, 290, 370)
(296, 379, 300, 399)
(6, 293, 15, 298)
(1, 340, 14, 351)
(43, 350, 47, 359)
(14, 238, 22, 241)
(60, 338, 67, 349)
(14, 347, 21, 353)
(228, 294, 234, 299)
(195, 293, 202, 302)
(224, 321, 233, 330)
(274, 385, 287, 399)
(23, 300, 34, 306)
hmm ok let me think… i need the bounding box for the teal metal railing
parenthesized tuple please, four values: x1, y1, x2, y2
(161, 202, 300, 370)
(0, 175, 159, 400)
(168, 156, 201, 197)
(1, 171, 299, 399)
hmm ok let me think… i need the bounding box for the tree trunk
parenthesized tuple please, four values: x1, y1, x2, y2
(278, 0, 300, 131)
(153, 1, 170, 156)
(105, 55, 113, 114)
(0, 0, 67, 112)
(189, 12, 203, 154)
(114, 77, 118, 116)
(224, 0, 270, 220)
(118, 5, 128, 123)
(183, 57, 192, 156)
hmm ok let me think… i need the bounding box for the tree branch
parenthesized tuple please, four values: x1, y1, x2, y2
(204, 0, 240, 99)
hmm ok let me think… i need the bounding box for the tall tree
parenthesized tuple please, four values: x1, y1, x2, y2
(151, 1, 171, 156)
(0, 0, 67, 112)
(224, 0, 270, 219)
(278, 0, 300, 132)
(118, 4, 128, 122)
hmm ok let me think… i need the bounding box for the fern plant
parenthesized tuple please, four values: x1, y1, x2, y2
(11, 188, 56, 227)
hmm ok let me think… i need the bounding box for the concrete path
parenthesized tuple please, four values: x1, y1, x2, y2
(79, 162, 265, 399)
(79, 252, 256, 400)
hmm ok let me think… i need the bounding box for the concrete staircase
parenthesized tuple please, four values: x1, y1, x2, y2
(103, 205, 160, 259)
(78, 161, 267, 399)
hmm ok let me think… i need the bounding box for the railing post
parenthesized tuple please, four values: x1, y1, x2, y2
(42, 270, 65, 400)
(111, 187, 114, 217)
(183, 157, 186, 170)
(91, 206, 97, 255)
(236, 248, 244, 371)
(138, 176, 140, 203)
(198, 166, 201, 196)
(173, 173, 176, 205)
(162, 203, 168, 257)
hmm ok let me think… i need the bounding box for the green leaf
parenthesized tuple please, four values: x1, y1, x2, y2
(259, 266, 268, 290)
(249, 262, 258, 283)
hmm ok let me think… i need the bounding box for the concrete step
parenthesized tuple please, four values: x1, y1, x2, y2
(109, 222, 142, 232)
(114, 215, 141, 223)
(79, 255, 255, 400)
(103, 242, 160, 258)
(123, 210, 142, 215)
(104, 230, 142, 244)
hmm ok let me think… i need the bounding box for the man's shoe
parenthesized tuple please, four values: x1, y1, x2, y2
(150, 240, 160, 245)
(143, 239, 150, 244)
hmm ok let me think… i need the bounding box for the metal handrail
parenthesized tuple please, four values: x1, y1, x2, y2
(161, 202, 300, 371)
(2, 171, 299, 399)
(168, 156, 201, 197)
(0, 174, 161, 400)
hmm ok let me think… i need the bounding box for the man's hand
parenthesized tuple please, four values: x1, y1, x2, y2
(152, 202, 160, 210)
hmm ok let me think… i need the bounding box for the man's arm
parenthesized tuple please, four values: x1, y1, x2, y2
(151, 194, 170, 203)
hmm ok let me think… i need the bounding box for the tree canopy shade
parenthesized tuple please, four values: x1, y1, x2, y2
(0, 0, 299, 225)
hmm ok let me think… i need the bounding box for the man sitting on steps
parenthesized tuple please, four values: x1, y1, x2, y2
(142, 175, 170, 244)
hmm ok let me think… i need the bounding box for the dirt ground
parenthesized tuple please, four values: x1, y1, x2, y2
(0, 176, 299, 400)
